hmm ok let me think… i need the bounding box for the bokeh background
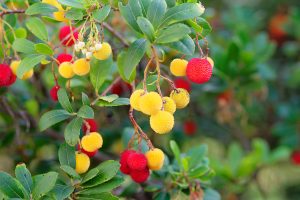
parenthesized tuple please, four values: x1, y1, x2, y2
(0, 0, 300, 199)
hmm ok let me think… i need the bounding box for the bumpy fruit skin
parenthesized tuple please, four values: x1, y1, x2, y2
(150, 111, 174, 134)
(139, 92, 163, 115)
(81, 132, 103, 152)
(130, 89, 144, 111)
(130, 168, 150, 183)
(162, 97, 176, 114)
(119, 150, 136, 175)
(57, 53, 73, 64)
(291, 151, 300, 165)
(111, 81, 132, 95)
(186, 58, 212, 84)
(75, 152, 90, 174)
(50, 85, 60, 101)
(207, 57, 214, 68)
(10, 61, 33, 80)
(73, 58, 90, 76)
(93, 42, 112, 60)
(145, 148, 165, 170)
(170, 58, 188, 76)
(174, 78, 191, 92)
(59, 26, 78, 46)
(183, 120, 197, 135)
(58, 62, 74, 78)
(53, 10, 69, 23)
(0, 64, 13, 86)
(170, 88, 190, 109)
(127, 152, 147, 171)
(82, 119, 98, 133)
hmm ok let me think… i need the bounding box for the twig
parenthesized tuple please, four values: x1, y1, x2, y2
(102, 22, 129, 47)
(0, 9, 25, 17)
(143, 57, 154, 92)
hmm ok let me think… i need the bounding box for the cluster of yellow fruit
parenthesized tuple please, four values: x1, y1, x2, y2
(75, 132, 103, 174)
(10, 60, 33, 80)
(42, 0, 69, 23)
(58, 58, 90, 79)
(130, 89, 190, 134)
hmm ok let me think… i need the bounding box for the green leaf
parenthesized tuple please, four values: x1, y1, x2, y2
(81, 160, 119, 186)
(117, 39, 147, 80)
(77, 192, 118, 200)
(65, 8, 83, 20)
(187, 18, 212, 37)
(34, 43, 54, 55)
(0, 172, 25, 199)
(57, 88, 74, 113)
(16, 54, 45, 79)
(118, 1, 141, 33)
(32, 172, 58, 199)
(156, 23, 191, 44)
(15, 164, 33, 196)
(167, 35, 195, 55)
(138, 0, 151, 16)
(57, 0, 84, 9)
(228, 143, 243, 174)
(15, 28, 27, 39)
(90, 58, 113, 93)
(136, 75, 159, 91)
(159, 3, 202, 27)
(117, 52, 136, 83)
(137, 17, 155, 41)
(147, 0, 167, 29)
(64, 117, 84, 146)
(52, 184, 74, 200)
(58, 143, 76, 168)
(77, 105, 94, 119)
(26, 17, 48, 41)
(92, 5, 111, 22)
(79, 177, 123, 194)
(39, 109, 71, 131)
(204, 189, 221, 200)
(60, 165, 80, 179)
(98, 94, 118, 103)
(189, 166, 209, 178)
(12, 38, 35, 54)
(82, 93, 90, 105)
(25, 3, 58, 15)
(96, 98, 130, 107)
(170, 140, 182, 168)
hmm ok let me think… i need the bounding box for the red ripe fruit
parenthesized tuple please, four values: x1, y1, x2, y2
(59, 26, 78, 46)
(186, 58, 212, 84)
(174, 78, 191, 92)
(0, 64, 16, 87)
(82, 119, 98, 133)
(119, 150, 136, 174)
(183, 120, 197, 136)
(50, 85, 60, 101)
(130, 168, 150, 183)
(268, 13, 288, 45)
(291, 150, 300, 165)
(111, 81, 132, 96)
(57, 53, 73, 64)
(77, 145, 97, 157)
(127, 152, 147, 171)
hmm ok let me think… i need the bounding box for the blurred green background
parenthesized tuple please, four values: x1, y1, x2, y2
(0, 0, 300, 199)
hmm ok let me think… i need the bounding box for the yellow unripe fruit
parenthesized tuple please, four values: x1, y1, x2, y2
(42, 0, 63, 10)
(59, 62, 74, 78)
(170, 88, 190, 109)
(72, 58, 90, 76)
(139, 92, 163, 115)
(145, 148, 165, 170)
(162, 97, 176, 114)
(10, 61, 34, 80)
(150, 111, 174, 134)
(81, 132, 103, 152)
(75, 152, 90, 174)
(93, 42, 112, 60)
(53, 10, 69, 23)
(207, 57, 214, 68)
(170, 58, 188, 77)
(130, 89, 144, 111)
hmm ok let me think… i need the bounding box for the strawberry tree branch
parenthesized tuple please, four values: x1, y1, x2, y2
(0, 9, 25, 17)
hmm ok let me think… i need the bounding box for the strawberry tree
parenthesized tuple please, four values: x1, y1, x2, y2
(0, 0, 219, 199)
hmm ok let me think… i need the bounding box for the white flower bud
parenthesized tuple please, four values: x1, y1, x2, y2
(197, 3, 205, 15)
(86, 51, 92, 59)
(78, 41, 85, 49)
(89, 46, 96, 52)
(74, 44, 80, 52)
(81, 48, 87, 54)
(95, 43, 102, 51)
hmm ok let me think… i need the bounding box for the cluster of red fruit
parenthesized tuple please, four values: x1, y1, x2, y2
(119, 148, 165, 183)
(0, 64, 16, 88)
